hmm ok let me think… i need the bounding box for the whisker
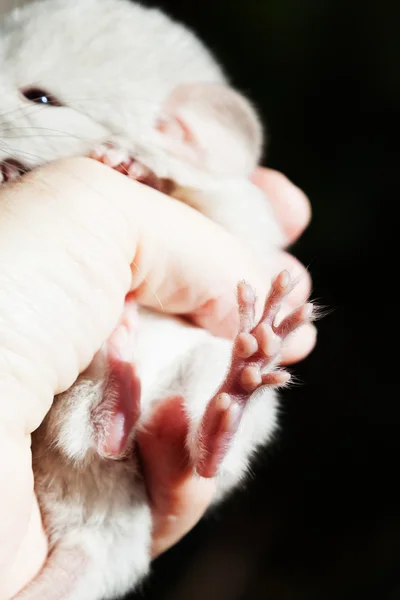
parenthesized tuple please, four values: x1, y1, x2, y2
(0, 94, 161, 125)
(0, 125, 154, 171)
(0, 99, 62, 122)
(0, 126, 100, 146)
(0, 131, 74, 138)
(0, 127, 106, 146)
(1, 124, 105, 158)
(0, 144, 58, 164)
(0, 103, 41, 122)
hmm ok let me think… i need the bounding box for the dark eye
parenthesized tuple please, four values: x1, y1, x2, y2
(21, 87, 63, 107)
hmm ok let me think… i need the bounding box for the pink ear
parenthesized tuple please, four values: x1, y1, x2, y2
(157, 83, 264, 177)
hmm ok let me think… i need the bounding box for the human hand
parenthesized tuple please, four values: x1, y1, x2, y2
(0, 158, 312, 598)
(138, 166, 315, 558)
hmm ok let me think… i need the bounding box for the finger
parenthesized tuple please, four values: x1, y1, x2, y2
(271, 254, 315, 364)
(280, 323, 317, 365)
(251, 168, 311, 245)
(136, 396, 215, 558)
(275, 252, 312, 308)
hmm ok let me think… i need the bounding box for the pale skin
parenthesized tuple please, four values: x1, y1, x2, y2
(0, 158, 314, 599)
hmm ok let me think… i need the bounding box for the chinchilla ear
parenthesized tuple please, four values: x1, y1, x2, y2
(157, 83, 264, 177)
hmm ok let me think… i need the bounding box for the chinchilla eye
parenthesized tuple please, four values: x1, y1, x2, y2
(21, 87, 63, 107)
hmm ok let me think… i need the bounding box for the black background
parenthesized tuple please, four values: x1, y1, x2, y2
(128, 1, 399, 598)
